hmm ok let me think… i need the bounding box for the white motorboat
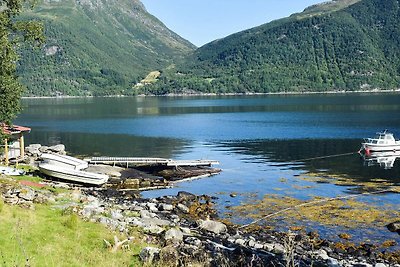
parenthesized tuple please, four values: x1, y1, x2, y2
(360, 130, 400, 153)
(40, 153, 88, 170)
(39, 163, 108, 186)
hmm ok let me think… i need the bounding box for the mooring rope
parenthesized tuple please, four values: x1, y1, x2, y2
(237, 189, 395, 230)
(291, 151, 357, 163)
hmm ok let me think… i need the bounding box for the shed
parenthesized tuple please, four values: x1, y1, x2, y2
(1, 124, 31, 165)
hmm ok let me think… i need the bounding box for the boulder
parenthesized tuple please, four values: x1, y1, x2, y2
(159, 245, 179, 266)
(25, 144, 41, 156)
(140, 247, 160, 264)
(387, 221, 400, 234)
(177, 203, 189, 213)
(18, 187, 36, 201)
(197, 219, 227, 234)
(177, 191, 197, 202)
(159, 203, 174, 212)
(49, 144, 65, 153)
(39, 146, 49, 153)
(164, 228, 184, 243)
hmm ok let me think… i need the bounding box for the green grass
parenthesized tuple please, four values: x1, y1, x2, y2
(0, 203, 146, 266)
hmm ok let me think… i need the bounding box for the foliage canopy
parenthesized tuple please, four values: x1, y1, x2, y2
(0, 0, 43, 126)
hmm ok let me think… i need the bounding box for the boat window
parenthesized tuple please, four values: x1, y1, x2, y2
(379, 141, 385, 144)
(386, 135, 394, 140)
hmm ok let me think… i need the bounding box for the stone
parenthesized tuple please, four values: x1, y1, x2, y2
(142, 225, 164, 235)
(49, 144, 65, 153)
(140, 210, 156, 219)
(147, 202, 159, 213)
(25, 144, 41, 156)
(327, 258, 340, 267)
(177, 191, 196, 202)
(139, 247, 160, 264)
(387, 221, 400, 234)
(18, 188, 35, 201)
(248, 240, 263, 249)
(315, 249, 330, 261)
(198, 219, 227, 234)
(235, 239, 246, 246)
(110, 210, 124, 221)
(141, 217, 171, 227)
(271, 243, 285, 255)
(185, 236, 202, 247)
(165, 228, 184, 243)
(177, 203, 189, 213)
(159, 245, 179, 266)
(159, 203, 174, 211)
(375, 264, 387, 267)
(39, 146, 49, 152)
(180, 227, 191, 235)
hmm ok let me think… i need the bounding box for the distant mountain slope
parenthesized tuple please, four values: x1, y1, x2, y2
(18, 0, 195, 96)
(141, 0, 400, 94)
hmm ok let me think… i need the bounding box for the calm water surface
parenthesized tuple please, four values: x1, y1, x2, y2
(17, 93, 400, 244)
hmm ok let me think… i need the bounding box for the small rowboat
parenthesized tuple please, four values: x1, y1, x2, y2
(39, 153, 108, 186)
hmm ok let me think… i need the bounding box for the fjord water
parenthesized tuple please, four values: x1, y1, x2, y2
(17, 93, 400, 243)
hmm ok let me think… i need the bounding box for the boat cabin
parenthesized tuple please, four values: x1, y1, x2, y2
(369, 131, 396, 145)
(1, 123, 31, 165)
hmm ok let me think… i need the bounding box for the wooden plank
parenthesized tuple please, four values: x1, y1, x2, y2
(85, 157, 219, 167)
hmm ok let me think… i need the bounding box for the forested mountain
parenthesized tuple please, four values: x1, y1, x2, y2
(18, 0, 195, 96)
(140, 0, 400, 95)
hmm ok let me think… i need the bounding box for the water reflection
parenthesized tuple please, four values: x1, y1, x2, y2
(362, 151, 400, 170)
(219, 139, 400, 183)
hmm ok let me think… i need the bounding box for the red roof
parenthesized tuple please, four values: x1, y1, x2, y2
(1, 123, 31, 135)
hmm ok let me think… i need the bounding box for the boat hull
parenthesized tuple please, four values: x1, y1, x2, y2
(361, 143, 400, 152)
(40, 153, 88, 170)
(39, 163, 108, 186)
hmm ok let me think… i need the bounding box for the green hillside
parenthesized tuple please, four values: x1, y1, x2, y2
(140, 0, 400, 95)
(17, 0, 195, 96)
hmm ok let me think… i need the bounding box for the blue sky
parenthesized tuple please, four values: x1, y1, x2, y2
(141, 0, 326, 47)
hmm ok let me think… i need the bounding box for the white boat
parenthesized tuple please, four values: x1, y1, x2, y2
(360, 130, 400, 153)
(39, 153, 108, 186)
(40, 153, 88, 170)
(39, 163, 108, 186)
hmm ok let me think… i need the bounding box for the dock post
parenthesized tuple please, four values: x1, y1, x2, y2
(4, 138, 9, 166)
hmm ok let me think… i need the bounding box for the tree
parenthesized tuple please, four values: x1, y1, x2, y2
(0, 0, 44, 126)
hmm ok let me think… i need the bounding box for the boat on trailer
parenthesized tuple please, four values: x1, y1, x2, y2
(39, 153, 108, 186)
(360, 130, 400, 154)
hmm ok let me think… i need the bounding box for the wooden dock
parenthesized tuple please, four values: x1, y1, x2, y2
(85, 157, 219, 168)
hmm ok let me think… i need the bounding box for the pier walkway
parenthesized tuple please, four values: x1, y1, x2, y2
(85, 157, 219, 168)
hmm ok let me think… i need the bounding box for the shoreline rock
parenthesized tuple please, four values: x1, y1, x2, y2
(0, 178, 399, 266)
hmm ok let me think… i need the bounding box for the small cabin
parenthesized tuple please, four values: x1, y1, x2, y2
(1, 124, 31, 165)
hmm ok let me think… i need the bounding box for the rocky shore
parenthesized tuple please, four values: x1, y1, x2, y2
(1, 175, 400, 267)
(1, 144, 398, 266)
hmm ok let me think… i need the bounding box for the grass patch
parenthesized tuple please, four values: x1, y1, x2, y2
(0, 198, 3, 213)
(0, 203, 147, 266)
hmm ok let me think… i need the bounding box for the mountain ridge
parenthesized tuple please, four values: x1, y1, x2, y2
(18, 0, 195, 96)
(139, 0, 400, 95)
